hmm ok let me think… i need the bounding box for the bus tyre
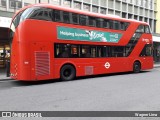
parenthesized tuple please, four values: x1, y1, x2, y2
(60, 65, 76, 81)
(133, 62, 141, 73)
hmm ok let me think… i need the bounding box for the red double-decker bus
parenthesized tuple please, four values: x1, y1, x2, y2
(9, 4, 153, 81)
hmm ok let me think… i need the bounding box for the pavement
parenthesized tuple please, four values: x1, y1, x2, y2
(154, 62, 160, 68)
(0, 63, 160, 80)
(0, 68, 8, 80)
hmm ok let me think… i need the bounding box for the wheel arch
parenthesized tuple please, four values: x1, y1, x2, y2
(133, 60, 142, 68)
(60, 62, 77, 75)
(133, 60, 142, 73)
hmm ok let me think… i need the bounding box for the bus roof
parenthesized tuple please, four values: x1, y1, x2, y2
(14, 3, 149, 25)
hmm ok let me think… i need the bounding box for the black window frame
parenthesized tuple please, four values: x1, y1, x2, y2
(79, 14, 88, 26)
(70, 44, 80, 58)
(12, 11, 23, 28)
(71, 13, 79, 24)
(21, 7, 131, 32)
(109, 20, 113, 29)
(136, 25, 145, 33)
(144, 25, 151, 34)
(88, 16, 96, 27)
(62, 11, 71, 23)
(103, 19, 110, 28)
(113, 20, 120, 30)
(96, 18, 104, 28)
(120, 22, 128, 30)
(54, 43, 128, 58)
(54, 10, 62, 22)
(28, 7, 54, 21)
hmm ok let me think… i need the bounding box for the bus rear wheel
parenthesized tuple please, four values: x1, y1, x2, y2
(133, 62, 141, 73)
(60, 65, 76, 81)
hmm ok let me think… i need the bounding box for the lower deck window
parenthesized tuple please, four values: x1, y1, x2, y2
(54, 43, 130, 58)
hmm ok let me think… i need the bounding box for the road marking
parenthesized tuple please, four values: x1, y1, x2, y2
(104, 62, 110, 69)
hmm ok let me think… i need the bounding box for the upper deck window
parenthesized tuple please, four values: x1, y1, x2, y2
(20, 7, 35, 23)
(54, 10, 61, 22)
(136, 25, 145, 33)
(72, 13, 79, 24)
(28, 8, 53, 21)
(88, 16, 96, 27)
(145, 25, 151, 34)
(113, 21, 120, 30)
(103, 20, 109, 28)
(119, 22, 130, 31)
(63, 11, 70, 23)
(135, 25, 151, 34)
(79, 15, 88, 26)
(96, 18, 103, 28)
(120, 22, 126, 30)
(11, 7, 36, 29)
(12, 12, 22, 28)
(17, 6, 131, 32)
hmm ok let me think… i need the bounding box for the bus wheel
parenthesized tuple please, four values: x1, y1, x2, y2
(133, 62, 141, 73)
(60, 65, 76, 81)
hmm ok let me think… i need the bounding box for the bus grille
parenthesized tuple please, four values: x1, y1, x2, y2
(35, 52, 50, 76)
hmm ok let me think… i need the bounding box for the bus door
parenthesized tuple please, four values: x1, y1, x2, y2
(30, 42, 54, 80)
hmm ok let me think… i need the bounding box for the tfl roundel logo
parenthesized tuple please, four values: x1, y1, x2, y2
(104, 62, 110, 69)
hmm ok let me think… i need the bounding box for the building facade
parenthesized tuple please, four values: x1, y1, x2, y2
(40, 0, 157, 33)
(154, 0, 160, 62)
(0, 0, 158, 32)
(156, 0, 160, 34)
(0, 0, 36, 68)
(0, 0, 160, 68)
